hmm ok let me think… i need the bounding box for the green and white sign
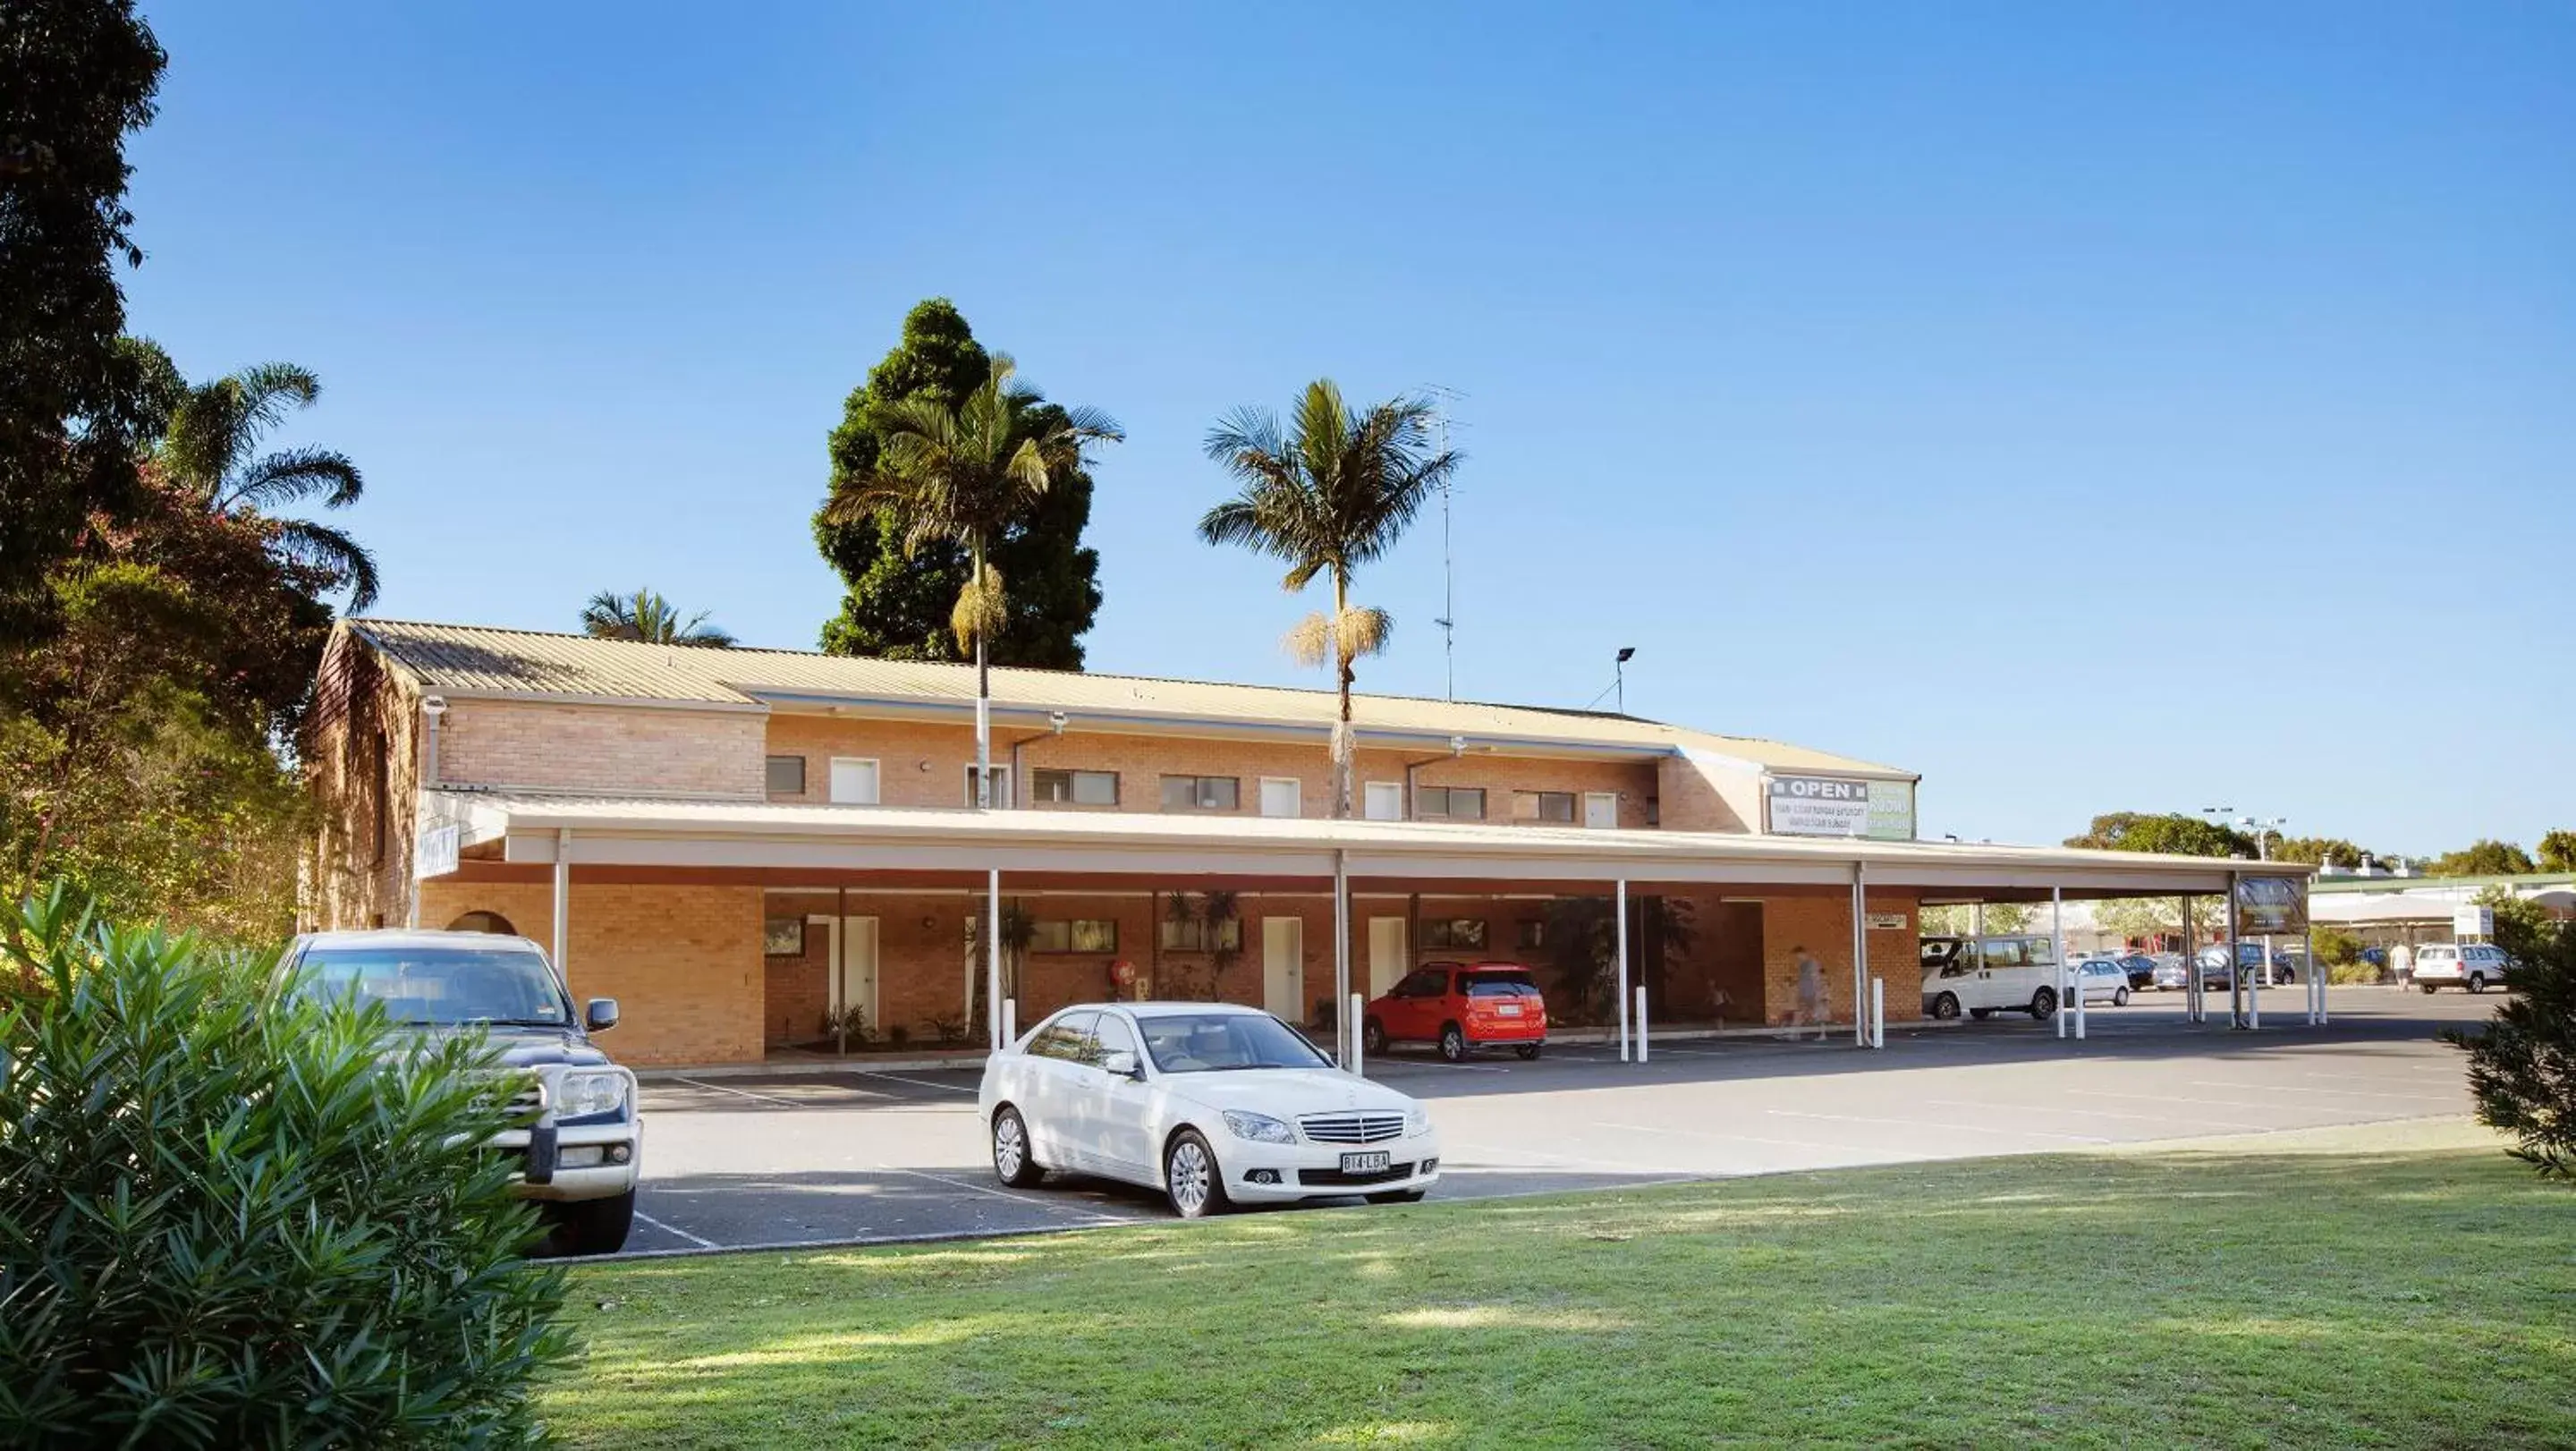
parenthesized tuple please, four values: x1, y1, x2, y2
(1767, 776, 1915, 841)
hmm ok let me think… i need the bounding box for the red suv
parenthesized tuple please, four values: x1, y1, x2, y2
(1362, 962, 1546, 1062)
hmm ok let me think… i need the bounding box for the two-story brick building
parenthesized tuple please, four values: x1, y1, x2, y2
(304, 619, 2266, 1066)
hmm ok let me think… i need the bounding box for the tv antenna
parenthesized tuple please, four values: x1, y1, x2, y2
(1420, 384, 1467, 700)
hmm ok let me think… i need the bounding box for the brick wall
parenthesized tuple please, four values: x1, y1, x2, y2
(438, 698, 765, 797)
(1656, 748, 1760, 833)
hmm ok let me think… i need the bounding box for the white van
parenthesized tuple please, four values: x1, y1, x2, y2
(1921, 935, 2063, 1022)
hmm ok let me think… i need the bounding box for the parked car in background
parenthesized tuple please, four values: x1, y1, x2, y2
(2069, 958, 2131, 1006)
(1919, 934, 2063, 1022)
(2411, 943, 2512, 994)
(980, 1002, 1441, 1218)
(1363, 963, 1547, 1062)
(2111, 953, 2157, 989)
(2149, 955, 2190, 991)
(2196, 943, 2297, 988)
(280, 929, 640, 1256)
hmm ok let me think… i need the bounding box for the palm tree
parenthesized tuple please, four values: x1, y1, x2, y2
(1199, 381, 1460, 816)
(580, 589, 736, 648)
(158, 361, 378, 612)
(823, 356, 1121, 807)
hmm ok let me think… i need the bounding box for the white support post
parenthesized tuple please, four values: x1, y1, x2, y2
(1333, 850, 1352, 1066)
(1614, 879, 1631, 1062)
(1851, 863, 1868, 1049)
(1634, 985, 1649, 1062)
(1350, 993, 1366, 1076)
(2251, 931, 2267, 1031)
(987, 867, 1004, 1049)
(1002, 997, 1016, 1048)
(2181, 895, 2198, 1024)
(1869, 977, 1885, 1049)
(2227, 871, 2245, 1030)
(550, 828, 571, 984)
(2311, 926, 2326, 1025)
(2054, 887, 2068, 1039)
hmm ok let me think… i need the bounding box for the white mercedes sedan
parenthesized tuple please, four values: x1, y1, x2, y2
(978, 1001, 1442, 1218)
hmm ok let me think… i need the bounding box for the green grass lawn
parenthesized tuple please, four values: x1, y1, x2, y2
(547, 1120, 2575, 1449)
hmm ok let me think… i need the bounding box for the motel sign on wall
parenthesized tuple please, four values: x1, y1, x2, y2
(1765, 775, 1916, 841)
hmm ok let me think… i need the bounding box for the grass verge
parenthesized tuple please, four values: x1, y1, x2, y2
(547, 1119, 2574, 1448)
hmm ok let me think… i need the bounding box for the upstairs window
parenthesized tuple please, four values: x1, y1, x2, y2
(1033, 768, 1119, 806)
(1513, 791, 1578, 824)
(1362, 781, 1403, 820)
(1415, 786, 1485, 821)
(1161, 775, 1240, 812)
(765, 754, 807, 796)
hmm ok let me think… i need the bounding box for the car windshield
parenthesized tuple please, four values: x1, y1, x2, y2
(1136, 1012, 1332, 1073)
(1464, 971, 1538, 997)
(292, 945, 570, 1026)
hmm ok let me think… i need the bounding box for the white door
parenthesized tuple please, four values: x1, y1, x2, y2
(1258, 777, 1302, 818)
(1368, 917, 1408, 997)
(1583, 792, 1619, 828)
(1080, 1011, 1155, 1181)
(829, 758, 879, 804)
(1262, 917, 1305, 1020)
(1362, 781, 1403, 821)
(816, 915, 879, 1030)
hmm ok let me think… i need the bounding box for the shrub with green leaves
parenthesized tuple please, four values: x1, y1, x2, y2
(2447, 912, 2576, 1178)
(0, 893, 572, 1447)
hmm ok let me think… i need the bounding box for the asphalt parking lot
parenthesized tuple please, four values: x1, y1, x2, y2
(611, 985, 2493, 1258)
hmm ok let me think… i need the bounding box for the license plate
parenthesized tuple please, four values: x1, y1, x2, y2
(1341, 1151, 1391, 1175)
(1496, 1003, 1522, 1017)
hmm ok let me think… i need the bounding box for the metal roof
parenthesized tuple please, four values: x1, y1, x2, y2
(347, 618, 1912, 776)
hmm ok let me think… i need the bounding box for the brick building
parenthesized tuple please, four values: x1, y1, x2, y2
(304, 619, 2262, 1066)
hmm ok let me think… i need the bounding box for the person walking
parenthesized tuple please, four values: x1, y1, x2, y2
(1793, 946, 1829, 1041)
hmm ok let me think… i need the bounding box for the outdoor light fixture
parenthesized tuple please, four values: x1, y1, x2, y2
(1049, 711, 1067, 734)
(1448, 735, 1466, 757)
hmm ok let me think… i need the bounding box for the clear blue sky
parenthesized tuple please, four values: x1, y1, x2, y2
(120, 3, 2572, 855)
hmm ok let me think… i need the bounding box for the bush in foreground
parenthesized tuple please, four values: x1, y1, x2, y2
(0, 893, 571, 1447)
(2447, 911, 2576, 1178)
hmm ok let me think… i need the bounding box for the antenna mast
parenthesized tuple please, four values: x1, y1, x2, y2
(1422, 385, 1466, 700)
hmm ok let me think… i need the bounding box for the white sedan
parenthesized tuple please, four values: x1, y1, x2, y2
(978, 1001, 1442, 1218)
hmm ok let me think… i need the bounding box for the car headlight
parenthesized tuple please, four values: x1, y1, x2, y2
(1222, 1110, 1298, 1144)
(1405, 1107, 1431, 1137)
(555, 1070, 629, 1120)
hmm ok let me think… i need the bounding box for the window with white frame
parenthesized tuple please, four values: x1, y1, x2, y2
(1513, 790, 1578, 824)
(1160, 775, 1240, 811)
(1258, 777, 1302, 818)
(1362, 781, 1403, 820)
(963, 764, 1013, 807)
(828, 758, 879, 805)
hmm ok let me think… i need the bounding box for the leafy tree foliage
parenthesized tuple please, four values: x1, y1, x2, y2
(0, 893, 572, 1445)
(815, 300, 1107, 667)
(1919, 903, 2034, 936)
(2078, 895, 2223, 947)
(1199, 381, 1460, 816)
(581, 586, 734, 647)
(2428, 839, 2538, 878)
(2274, 836, 2376, 869)
(2064, 811, 2255, 859)
(157, 357, 376, 611)
(0, 0, 165, 634)
(2536, 829, 2576, 874)
(2445, 900, 2576, 1177)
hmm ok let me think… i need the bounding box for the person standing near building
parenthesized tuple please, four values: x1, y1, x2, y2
(2392, 941, 2412, 989)
(1793, 946, 1828, 1041)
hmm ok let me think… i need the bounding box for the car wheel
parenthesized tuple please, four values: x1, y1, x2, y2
(992, 1106, 1046, 1187)
(1438, 1023, 1468, 1062)
(2468, 973, 2487, 995)
(2029, 987, 2057, 1022)
(1515, 1043, 1542, 1060)
(1931, 992, 1961, 1021)
(1164, 1129, 1228, 1219)
(2113, 988, 2130, 1006)
(1367, 1190, 1428, 1204)
(549, 1189, 634, 1257)
(2419, 982, 2437, 995)
(1362, 1019, 1388, 1056)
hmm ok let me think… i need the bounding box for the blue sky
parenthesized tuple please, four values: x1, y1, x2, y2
(121, 3, 2572, 855)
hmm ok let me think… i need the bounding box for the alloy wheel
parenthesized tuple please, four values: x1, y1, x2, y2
(1167, 1138, 1212, 1216)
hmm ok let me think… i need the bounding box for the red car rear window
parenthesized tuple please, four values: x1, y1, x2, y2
(1463, 971, 1538, 997)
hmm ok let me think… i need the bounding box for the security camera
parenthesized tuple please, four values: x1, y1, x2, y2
(421, 695, 448, 717)
(1449, 735, 1466, 757)
(1049, 711, 1068, 734)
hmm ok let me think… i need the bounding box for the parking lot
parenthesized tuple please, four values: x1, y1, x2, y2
(613, 985, 2491, 1257)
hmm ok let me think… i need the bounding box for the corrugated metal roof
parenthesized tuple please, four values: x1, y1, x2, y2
(350, 618, 1911, 776)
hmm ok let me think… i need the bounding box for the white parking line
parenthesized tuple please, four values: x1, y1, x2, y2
(1767, 1108, 2112, 1144)
(881, 1166, 1135, 1223)
(1912, 1098, 2275, 1133)
(670, 1076, 819, 1109)
(632, 1208, 720, 1250)
(1445, 1139, 1685, 1174)
(2062, 1087, 2325, 1114)
(2184, 1080, 2459, 1104)
(851, 1070, 980, 1096)
(1590, 1120, 1918, 1159)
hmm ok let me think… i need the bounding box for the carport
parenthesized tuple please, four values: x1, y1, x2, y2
(412, 791, 2318, 1071)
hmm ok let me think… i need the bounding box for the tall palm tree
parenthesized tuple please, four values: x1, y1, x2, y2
(580, 589, 736, 648)
(1199, 381, 1460, 817)
(158, 361, 378, 612)
(824, 356, 1121, 808)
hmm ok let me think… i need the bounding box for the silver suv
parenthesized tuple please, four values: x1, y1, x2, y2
(2412, 943, 2512, 995)
(281, 930, 642, 1254)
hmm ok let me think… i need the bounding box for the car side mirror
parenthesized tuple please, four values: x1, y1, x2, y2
(1100, 1049, 1141, 1079)
(584, 997, 620, 1032)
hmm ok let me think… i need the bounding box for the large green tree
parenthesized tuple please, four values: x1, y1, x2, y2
(2533, 830, 2574, 874)
(2273, 836, 2377, 869)
(2064, 811, 2255, 859)
(1199, 381, 1460, 818)
(0, 0, 165, 637)
(2428, 839, 2537, 878)
(814, 300, 1106, 668)
(157, 360, 377, 611)
(580, 588, 733, 648)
